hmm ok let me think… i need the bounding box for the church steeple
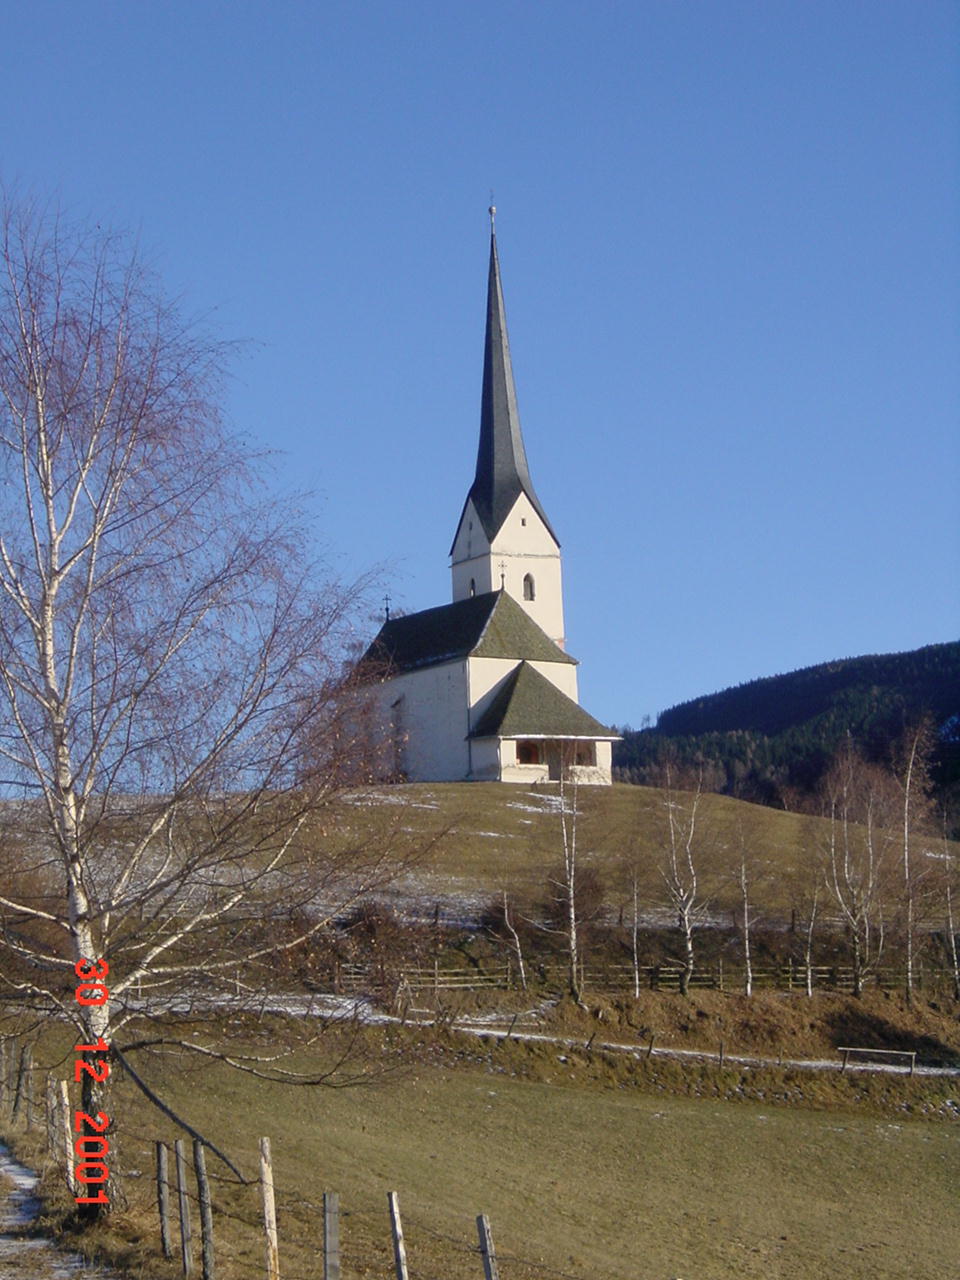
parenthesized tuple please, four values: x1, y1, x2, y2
(450, 212, 567, 649)
(467, 211, 558, 546)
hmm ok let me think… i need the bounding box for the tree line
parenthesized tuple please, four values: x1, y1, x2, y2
(483, 723, 958, 1005)
(613, 642, 960, 828)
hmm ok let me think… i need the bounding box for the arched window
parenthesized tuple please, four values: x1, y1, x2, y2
(469, 578, 476, 597)
(522, 573, 535, 601)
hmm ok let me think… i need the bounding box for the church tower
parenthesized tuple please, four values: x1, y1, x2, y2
(450, 210, 566, 648)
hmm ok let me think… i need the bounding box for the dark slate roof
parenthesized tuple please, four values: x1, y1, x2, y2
(450, 230, 559, 552)
(470, 662, 618, 740)
(359, 590, 576, 677)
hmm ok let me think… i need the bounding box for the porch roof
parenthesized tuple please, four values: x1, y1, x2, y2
(469, 661, 618, 741)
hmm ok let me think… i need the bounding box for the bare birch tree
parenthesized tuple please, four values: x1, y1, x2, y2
(658, 765, 708, 997)
(737, 846, 754, 998)
(548, 762, 584, 1003)
(820, 743, 894, 997)
(629, 866, 642, 998)
(892, 718, 935, 1001)
(0, 196, 406, 1211)
(800, 883, 821, 998)
(943, 862, 960, 1001)
(499, 890, 527, 992)
(785, 844, 822, 996)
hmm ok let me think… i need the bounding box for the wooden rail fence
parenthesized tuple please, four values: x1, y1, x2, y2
(338, 959, 960, 998)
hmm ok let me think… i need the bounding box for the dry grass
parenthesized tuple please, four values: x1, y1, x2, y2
(328, 781, 820, 912)
(328, 780, 960, 924)
(5, 1002, 960, 1280)
(3, 779, 959, 1278)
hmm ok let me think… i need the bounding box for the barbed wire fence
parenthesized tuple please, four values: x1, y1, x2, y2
(0, 1039, 604, 1280)
(0, 1015, 944, 1280)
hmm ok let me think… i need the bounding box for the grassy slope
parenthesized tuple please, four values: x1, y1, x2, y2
(14, 1020, 960, 1280)
(6, 781, 960, 1280)
(337, 781, 832, 915)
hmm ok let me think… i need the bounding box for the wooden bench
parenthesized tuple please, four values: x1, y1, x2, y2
(838, 1046, 916, 1076)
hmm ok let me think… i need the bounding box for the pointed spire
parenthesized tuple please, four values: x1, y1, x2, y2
(467, 218, 558, 545)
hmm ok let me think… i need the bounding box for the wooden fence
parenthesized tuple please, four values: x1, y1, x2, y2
(338, 958, 959, 999)
(0, 1040, 510, 1280)
(153, 1138, 506, 1280)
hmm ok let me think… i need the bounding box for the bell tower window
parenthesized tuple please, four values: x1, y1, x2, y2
(522, 573, 535, 601)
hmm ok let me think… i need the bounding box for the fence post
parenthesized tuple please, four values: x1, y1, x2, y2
(476, 1213, 500, 1280)
(718, 1039, 725, 1069)
(11, 1042, 31, 1124)
(10, 1044, 28, 1126)
(387, 1191, 409, 1280)
(175, 1138, 194, 1277)
(46, 1078, 59, 1158)
(193, 1139, 215, 1280)
(58, 1080, 75, 1194)
(3, 1039, 18, 1115)
(156, 1142, 173, 1259)
(259, 1137, 280, 1280)
(323, 1191, 340, 1280)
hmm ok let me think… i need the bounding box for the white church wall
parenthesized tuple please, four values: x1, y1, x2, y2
(528, 659, 578, 702)
(498, 736, 550, 783)
(466, 656, 520, 728)
(371, 662, 471, 782)
(568, 740, 614, 786)
(489, 493, 565, 646)
(451, 494, 565, 648)
(468, 737, 501, 780)
(450, 499, 494, 601)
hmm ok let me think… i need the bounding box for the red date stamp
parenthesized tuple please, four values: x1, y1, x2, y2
(72, 957, 111, 1206)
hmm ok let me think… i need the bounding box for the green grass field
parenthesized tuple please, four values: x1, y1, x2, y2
(8, 1014, 960, 1280)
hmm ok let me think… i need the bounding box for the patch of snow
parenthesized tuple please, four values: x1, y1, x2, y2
(0, 1145, 121, 1276)
(342, 790, 440, 810)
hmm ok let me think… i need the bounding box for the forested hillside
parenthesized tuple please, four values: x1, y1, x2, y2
(614, 641, 960, 820)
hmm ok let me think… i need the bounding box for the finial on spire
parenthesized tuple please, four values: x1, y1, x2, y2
(488, 201, 496, 232)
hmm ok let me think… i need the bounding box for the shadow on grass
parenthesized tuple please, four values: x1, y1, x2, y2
(823, 1006, 960, 1067)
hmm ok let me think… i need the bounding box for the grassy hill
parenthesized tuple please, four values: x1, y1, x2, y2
(9, 1011, 960, 1280)
(3, 780, 960, 1280)
(334, 780, 825, 917)
(311, 779, 960, 1001)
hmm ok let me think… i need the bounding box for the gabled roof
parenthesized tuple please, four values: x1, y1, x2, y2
(470, 661, 618, 740)
(450, 227, 559, 552)
(359, 590, 576, 677)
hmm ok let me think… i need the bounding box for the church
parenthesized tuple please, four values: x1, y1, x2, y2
(359, 213, 617, 785)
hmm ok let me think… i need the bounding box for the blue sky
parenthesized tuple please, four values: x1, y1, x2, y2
(1, 1, 956, 726)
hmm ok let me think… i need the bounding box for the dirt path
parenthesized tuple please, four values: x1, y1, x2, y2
(0, 1146, 119, 1279)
